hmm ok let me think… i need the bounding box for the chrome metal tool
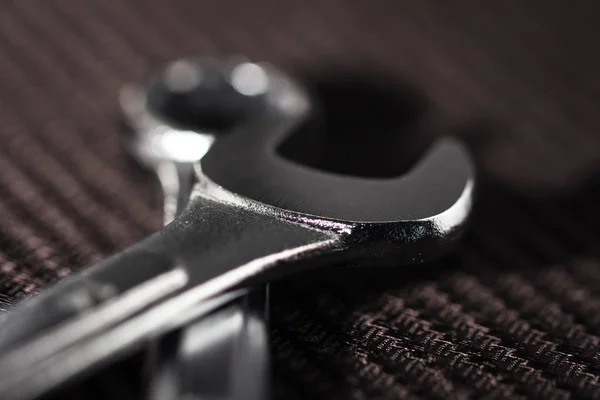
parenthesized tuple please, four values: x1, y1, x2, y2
(120, 56, 269, 400)
(0, 57, 475, 400)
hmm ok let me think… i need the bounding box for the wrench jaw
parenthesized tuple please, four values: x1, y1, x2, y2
(122, 55, 476, 264)
(193, 157, 474, 272)
(340, 181, 474, 268)
(194, 60, 476, 268)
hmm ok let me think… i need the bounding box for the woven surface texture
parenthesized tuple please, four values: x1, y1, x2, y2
(2, 0, 600, 399)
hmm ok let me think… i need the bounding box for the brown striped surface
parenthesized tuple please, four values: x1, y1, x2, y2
(1, 0, 600, 399)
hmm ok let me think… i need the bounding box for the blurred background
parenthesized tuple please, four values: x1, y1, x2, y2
(1, 0, 600, 399)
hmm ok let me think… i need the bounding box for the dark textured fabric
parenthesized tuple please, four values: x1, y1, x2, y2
(1, 0, 600, 399)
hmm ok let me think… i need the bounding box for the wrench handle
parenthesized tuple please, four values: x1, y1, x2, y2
(0, 194, 337, 400)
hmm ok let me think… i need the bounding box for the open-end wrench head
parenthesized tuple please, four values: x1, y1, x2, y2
(123, 56, 474, 262)
(192, 61, 475, 264)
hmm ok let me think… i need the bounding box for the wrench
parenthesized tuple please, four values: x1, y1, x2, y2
(0, 58, 475, 400)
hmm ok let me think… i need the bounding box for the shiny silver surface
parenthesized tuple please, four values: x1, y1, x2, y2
(120, 56, 269, 400)
(0, 58, 475, 400)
